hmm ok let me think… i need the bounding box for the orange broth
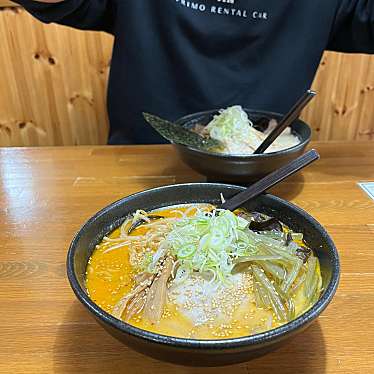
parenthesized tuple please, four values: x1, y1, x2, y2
(86, 205, 318, 339)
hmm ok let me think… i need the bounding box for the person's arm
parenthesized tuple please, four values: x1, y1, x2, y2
(12, 0, 116, 34)
(328, 0, 374, 53)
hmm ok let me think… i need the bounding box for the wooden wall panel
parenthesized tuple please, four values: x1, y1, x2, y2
(0, 6, 373, 147)
(301, 52, 374, 141)
(0, 7, 111, 146)
(0, 1, 15, 6)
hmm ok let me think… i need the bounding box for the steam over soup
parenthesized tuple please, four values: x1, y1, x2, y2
(86, 204, 322, 339)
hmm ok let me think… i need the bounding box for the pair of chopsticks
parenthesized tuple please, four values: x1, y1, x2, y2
(253, 90, 316, 154)
(218, 90, 318, 211)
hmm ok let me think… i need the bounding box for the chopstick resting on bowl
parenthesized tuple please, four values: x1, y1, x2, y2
(253, 90, 316, 154)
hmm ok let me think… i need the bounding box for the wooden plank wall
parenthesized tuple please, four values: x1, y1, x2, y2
(0, 5, 373, 147)
(0, 6, 111, 146)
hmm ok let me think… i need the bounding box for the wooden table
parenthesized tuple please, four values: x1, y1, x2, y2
(1, 142, 374, 373)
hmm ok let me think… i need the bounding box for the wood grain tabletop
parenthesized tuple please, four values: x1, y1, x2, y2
(1, 142, 373, 373)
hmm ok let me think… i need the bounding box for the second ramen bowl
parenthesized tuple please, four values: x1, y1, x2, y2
(174, 109, 312, 183)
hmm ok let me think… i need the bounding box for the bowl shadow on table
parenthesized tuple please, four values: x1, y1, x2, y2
(161, 167, 306, 202)
(53, 301, 326, 374)
(267, 173, 305, 201)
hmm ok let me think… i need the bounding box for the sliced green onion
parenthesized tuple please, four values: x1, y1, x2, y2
(178, 244, 196, 259)
(163, 208, 261, 283)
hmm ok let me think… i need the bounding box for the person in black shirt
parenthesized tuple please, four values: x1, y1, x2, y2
(13, 1, 374, 144)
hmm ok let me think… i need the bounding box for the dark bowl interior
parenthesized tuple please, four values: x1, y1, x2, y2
(67, 183, 339, 367)
(174, 109, 312, 183)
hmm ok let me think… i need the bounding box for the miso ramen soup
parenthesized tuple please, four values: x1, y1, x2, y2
(86, 204, 322, 339)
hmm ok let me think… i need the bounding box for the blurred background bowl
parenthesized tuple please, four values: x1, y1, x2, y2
(174, 109, 312, 183)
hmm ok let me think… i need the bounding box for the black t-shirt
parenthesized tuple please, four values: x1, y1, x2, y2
(14, 0, 374, 144)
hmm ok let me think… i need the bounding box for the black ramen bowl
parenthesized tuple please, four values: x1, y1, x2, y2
(67, 183, 339, 367)
(174, 109, 312, 183)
